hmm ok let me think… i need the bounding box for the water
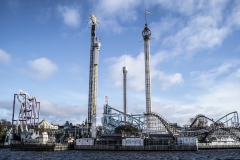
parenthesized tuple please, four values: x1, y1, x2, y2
(1, 148, 240, 160)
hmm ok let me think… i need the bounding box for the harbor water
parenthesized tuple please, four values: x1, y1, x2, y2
(1, 148, 240, 160)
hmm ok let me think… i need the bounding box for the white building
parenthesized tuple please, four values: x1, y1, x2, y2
(76, 138, 94, 146)
(38, 119, 58, 130)
(178, 136, 197, 146)
(122, 137, 144, 146)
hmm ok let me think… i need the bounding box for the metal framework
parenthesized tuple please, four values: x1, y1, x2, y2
(182, 112, 240, 141)
(102, 104, 144, 134)
(101, 104, 178, 136)
(12, 90, 40, 133)
(87, 14, 100, 138)
(143, 112, 179, 135)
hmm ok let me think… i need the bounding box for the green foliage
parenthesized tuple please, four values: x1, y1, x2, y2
(0, 119, 11, 145)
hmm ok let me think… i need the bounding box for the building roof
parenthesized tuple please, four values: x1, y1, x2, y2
(99, 134, 122, 141)
(148, 134, 174, 140)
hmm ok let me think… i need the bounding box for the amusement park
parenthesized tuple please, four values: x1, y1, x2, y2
(2, 13, 240, 151)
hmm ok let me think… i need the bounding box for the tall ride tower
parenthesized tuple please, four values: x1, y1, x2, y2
(123, 52, 128, 122)
(142, 11, 152, 114)
(88, 14, 100, 138)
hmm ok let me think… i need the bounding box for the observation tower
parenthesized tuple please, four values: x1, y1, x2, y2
(142, 11, 152, 114)
(142, 11, 152, 132)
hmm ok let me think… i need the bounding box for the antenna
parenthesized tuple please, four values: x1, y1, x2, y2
(124, 51, 125, 66)
(145, 10, 151, 24)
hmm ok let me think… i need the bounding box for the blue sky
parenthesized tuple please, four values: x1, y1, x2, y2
(1, 0, 240, 126)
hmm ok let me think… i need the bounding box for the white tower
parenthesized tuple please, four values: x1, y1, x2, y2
(142, 11, 152, 133)
(142, 22, 152, 114)
(123, 53, 128, 122)
(88, 14, 100, 138)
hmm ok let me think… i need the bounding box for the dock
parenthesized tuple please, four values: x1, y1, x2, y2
(198, 143, 240, 150)
(74, 145, 197, 151)
(10, 142, 74, 151)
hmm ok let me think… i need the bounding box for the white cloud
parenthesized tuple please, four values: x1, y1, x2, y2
(107, 53, 145, 91)
(0, 48, 11, 64)
(162, 16, 229, 56)
(0, 100, 14, 121)
(157, 72, 184, 90)
(175, 62, 240, 123)
(189, 62, 236, 88)
(148, 0, 196, 15)
(107, 52, 184, 91)
(227, 1, 240, 28)
(40, 99, 87, 124)
(27, 57, 58, 81)
(93, 0, 141, 34)
(58, 6, 80, 28)
(147, 0, 238, 60)
(236, 69, 240, 77)
(0, 99, 88, 125)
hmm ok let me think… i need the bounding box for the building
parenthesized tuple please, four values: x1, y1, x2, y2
(38, 119, 58, 130)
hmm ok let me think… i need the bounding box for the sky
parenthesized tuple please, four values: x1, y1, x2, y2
(0, 0, 240, 126)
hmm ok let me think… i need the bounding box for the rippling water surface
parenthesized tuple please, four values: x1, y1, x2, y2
(1, 149, 240, 160)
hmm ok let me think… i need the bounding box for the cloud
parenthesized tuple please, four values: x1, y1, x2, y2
(148, 0, 203, 16)
(227, 1, 240, 28)
(58, 6, 80, 28)
(189, 62, 235, 88)
(93, 0, 141, 34)
(39, 100, 87, 125)
(162, 15, 229, 57)
(26, 57, 58, 81)
(0, 99, 88, 125)
(107, 52, 184, 91)
(147, 0, 239, 61)
(236, 69, 240, 77)
(0, 48, 11, 64)
(157, 72, 184, 90)
(0, 100, 14, 121)
(173, 62, 240, 124)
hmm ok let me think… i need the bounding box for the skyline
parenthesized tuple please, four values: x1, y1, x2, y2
(1, 0, 240, 126)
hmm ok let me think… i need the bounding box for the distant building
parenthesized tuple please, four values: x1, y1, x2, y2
(38, 119, 58, 130)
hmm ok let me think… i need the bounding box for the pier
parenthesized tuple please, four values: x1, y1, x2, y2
(10, 142, 74, 151)
(74, 145, 197, 151)
(198, 143, 240, 150)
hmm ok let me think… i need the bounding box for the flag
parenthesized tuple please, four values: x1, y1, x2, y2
(145, 10, 151, 14)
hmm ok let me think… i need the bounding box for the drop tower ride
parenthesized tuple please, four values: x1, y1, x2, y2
(88, 14, 100, 138)
(123, 52, 128, 122)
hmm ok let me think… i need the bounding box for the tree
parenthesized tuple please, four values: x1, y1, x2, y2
(97, 125, 103, 136)
(0, 119, 11, 145)
(189, 114, 208, 128)
(115, 125, 139, 136)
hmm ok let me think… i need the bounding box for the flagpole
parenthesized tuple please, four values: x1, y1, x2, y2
(145, 10, 147, 24)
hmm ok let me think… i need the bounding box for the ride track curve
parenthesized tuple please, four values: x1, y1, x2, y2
(145, 112, 179, 136)
(188, 112, 240, 141)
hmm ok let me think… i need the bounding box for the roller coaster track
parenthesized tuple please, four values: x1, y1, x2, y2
(189, 115, 217, 128)
(145, 112, 179, 135)
(216, 111, 239, 126)
(188, 113, 240, 141)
